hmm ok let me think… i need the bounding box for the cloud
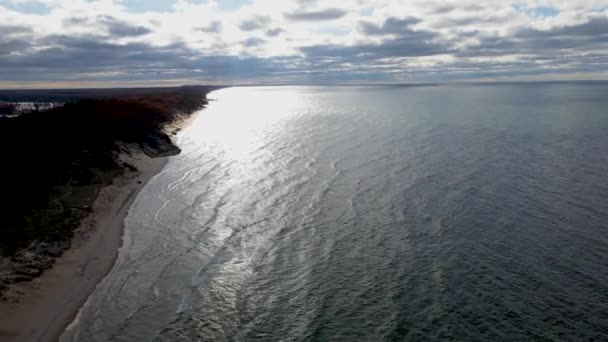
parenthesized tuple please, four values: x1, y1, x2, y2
(239, 15, 271, 31)
(0, 24, 34, 56)
(99, 15, 152, 37)
(301, 17, 447, 65)
(517, 16, 608, 39)
(62, 17, 89, 27)
(431, 4, 484, 14)
(0, 0, 608, 86)
(285, 8, 347, 21)
(359, 17, 422, 36)
(243, 37, 265, 47)
(431, 13, 511, 28)
(196, 21, 222, 33)
(265, 28, 284, 37)
(0, 30, 298, 83)
(300, 35, 447, 62)
(0, 37, 32, 56)
(459, 16, 608, 57)
(0, 24, 32, 36)
(1, 35, 189, 69)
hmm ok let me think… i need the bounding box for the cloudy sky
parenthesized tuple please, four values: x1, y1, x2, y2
(1, 0, 608, 87)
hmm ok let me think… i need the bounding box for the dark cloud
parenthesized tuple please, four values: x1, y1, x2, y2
(99, 15, 152, 37)
(458, 30, 481, 38)
(517, 16, 608, 39)
(459, 16, 608, 57)
(427, 54, 608, 81)
(0, 38, 32, 56)
(266, 28, 284, 37)
(0, 34, 190, 70)
(0, 25, 34, 56)
(1, 8, 608, 84)
(303, 18, 446, 63)
(239, 16, 271, 31)
(431, 4, 485, 14)
(0, 32, 303, 83)
(62, 17, 89, 27)
(0, 24, 32, 36)
(359, 17, 422, 35)
(301, 30, 447, 63)
(196, 21, 222, 33)
(61, 15, 152, 37)
(285, 8, 347, 21)
(432, 13, 511, 28)
(243, 37, 266, 47)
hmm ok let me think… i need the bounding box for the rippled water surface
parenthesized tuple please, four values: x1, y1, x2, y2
(67, 84, 608, 341)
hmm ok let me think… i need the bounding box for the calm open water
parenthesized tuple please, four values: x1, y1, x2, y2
(65, 84, 608, 341)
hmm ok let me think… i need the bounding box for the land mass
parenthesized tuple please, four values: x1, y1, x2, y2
(0, 85, 220, 341)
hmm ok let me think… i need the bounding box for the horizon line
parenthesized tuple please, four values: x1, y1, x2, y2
(1, 79, 608, 91)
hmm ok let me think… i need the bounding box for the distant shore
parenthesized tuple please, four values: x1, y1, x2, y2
(0, 153, 166, 342)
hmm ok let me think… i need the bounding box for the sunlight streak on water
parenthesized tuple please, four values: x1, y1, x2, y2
(185, 87, 304, 165)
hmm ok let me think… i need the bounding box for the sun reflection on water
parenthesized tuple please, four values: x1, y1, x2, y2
(185, 87, 304, 163)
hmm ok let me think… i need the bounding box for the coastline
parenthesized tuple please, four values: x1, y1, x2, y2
(0, 153, 167, 342)
(60, 109, 204, 341)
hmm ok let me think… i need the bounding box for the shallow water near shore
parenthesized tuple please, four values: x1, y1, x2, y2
(65, 84, 608, 341)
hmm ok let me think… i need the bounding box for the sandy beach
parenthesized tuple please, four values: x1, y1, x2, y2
(0, 153, 167, 342)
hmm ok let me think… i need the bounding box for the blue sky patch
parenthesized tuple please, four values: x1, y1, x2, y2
(1, 0, 49, 14)
(120, 0, 250, 12)
(513, 4, 560, 17)
(120, 0, 175, 13)
(216, 0, 251, 10)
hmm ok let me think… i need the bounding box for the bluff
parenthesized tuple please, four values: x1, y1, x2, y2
(0, 86, 220, 289)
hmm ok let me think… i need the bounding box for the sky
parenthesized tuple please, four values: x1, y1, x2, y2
(0, 0, 608, 88)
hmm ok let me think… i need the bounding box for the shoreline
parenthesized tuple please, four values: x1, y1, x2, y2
(61, 109, 204, 341)
(0, 153, 167, 342)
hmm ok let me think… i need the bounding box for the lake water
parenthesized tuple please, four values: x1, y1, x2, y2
(65, 84, 608, 341)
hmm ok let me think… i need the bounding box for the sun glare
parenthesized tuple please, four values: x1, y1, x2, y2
(186, 87, 303, 163)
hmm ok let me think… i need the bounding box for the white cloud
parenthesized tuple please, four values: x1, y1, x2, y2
(0, 0, 607, 86)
